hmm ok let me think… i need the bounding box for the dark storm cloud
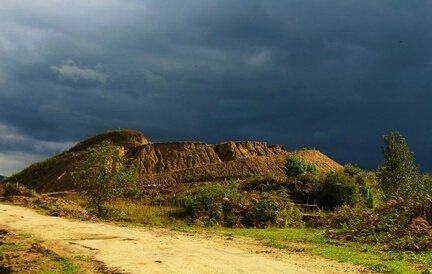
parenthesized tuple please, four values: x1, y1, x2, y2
(1, 0, 432, 175)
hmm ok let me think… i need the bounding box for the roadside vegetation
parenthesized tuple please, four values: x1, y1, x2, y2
(0, 227, 91, 273)
(2, 131, 432, 273)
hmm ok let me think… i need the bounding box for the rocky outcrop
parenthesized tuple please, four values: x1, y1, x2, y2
(133, 142, 222, 174)
(5, 130, 343, 192)
(213, 141, 286, 161)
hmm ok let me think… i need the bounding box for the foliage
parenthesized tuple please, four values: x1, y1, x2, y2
(284, 156, 318, 177)
(71, 140, 139, 217)
(2, 182, 36, 197)
(377, 132, 419, 200)
(313, 166, 381, 210)
(182, 183, 241, 225)
(328, 197, 432, 251)
(314, 172, 358, 210)
(243, 191, 303, 228)
(328, 205, 372, 229)
(240, 175, 291, 192)
(321, 134, 432, 252)
(418, 174, 432, 199)
(181, 183, 303, 228)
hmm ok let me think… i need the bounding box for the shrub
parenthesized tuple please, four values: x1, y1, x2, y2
(327, 198, 432, 251)
(181, 183, 303, 228)
(285, 156, 318, 177)
(314, 173, 357, 210)
(328, 205, 372, 230)
(243, 191, 303, 228)
(182, 184, 241, 224)
(313, 166, 382, 210)
(2, 182, 35, 197)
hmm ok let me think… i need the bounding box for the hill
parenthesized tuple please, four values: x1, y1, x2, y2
(0, 175, 4, 181)
(4, 130, 343, 192)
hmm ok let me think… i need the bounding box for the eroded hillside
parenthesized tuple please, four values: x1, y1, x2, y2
(6, 130, 342, 192)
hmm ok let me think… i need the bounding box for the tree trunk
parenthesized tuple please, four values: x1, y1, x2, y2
(97, 204, 103, 217)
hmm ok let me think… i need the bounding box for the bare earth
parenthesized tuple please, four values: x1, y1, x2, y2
(0, 204, 371, 274)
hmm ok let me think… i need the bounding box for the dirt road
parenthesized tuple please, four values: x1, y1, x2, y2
(0, 204, 370, 274)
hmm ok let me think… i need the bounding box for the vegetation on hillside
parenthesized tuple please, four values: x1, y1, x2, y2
(284, 155, 318, 177)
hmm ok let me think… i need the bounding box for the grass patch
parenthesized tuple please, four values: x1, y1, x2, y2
(0, 243, 25, 252)
(0, 227, 91, 274)
(57, 257, 80, 274)
(108, 199, 186, 226)
(175, 227, 432, 273)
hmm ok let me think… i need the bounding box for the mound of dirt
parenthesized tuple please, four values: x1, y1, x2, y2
(5, 130, 343, 192)
(71, 130, 149, 152)
(289, 149, 343, 173)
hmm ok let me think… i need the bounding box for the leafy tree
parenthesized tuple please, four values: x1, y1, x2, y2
(71, 140, 138, 217)
(284, 155, 318, 177)
(377, 132, 419, 200)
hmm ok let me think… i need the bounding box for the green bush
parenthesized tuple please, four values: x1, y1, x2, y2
(314, 172, 357, 210)
(182, 184, 241, 224)
(2, 182, 36, 197)
(243, 191, 302, 228)
(285, 156, 318, 177)
(328, 205, 372, 230)
(181, 183, 303, 228)
(327, 198, 432, 251)
(313, 166, 382, 210)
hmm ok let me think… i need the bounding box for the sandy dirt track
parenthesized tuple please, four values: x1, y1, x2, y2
(0, 204, 371, 274)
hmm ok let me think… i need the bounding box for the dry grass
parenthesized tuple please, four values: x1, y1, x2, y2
(108, 199, 186, 226)
(59, 192, 185, 226)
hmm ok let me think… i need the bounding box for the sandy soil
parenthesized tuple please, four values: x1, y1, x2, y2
(0, 204, 371, 274)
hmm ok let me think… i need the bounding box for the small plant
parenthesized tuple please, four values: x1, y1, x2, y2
(285, 156, 318, 177)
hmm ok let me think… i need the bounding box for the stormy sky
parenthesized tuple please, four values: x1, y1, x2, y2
(1, 0, 432, 175)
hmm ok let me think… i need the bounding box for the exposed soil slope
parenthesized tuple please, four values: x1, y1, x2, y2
(6, 130, 343, 192)
(0, 204, 370, 274)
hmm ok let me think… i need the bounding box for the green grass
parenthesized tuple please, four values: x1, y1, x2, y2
(0, 243, 25, 252)
(175, 227, 432, 273)
(57, 258, 80, 274)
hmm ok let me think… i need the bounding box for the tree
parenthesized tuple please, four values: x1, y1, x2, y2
(71, 140, 138, 217)
(377, 132, 419, 200)
(284, 155, 318, 177)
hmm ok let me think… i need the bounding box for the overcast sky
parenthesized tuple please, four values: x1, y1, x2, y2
(1, 0, 432, 175)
